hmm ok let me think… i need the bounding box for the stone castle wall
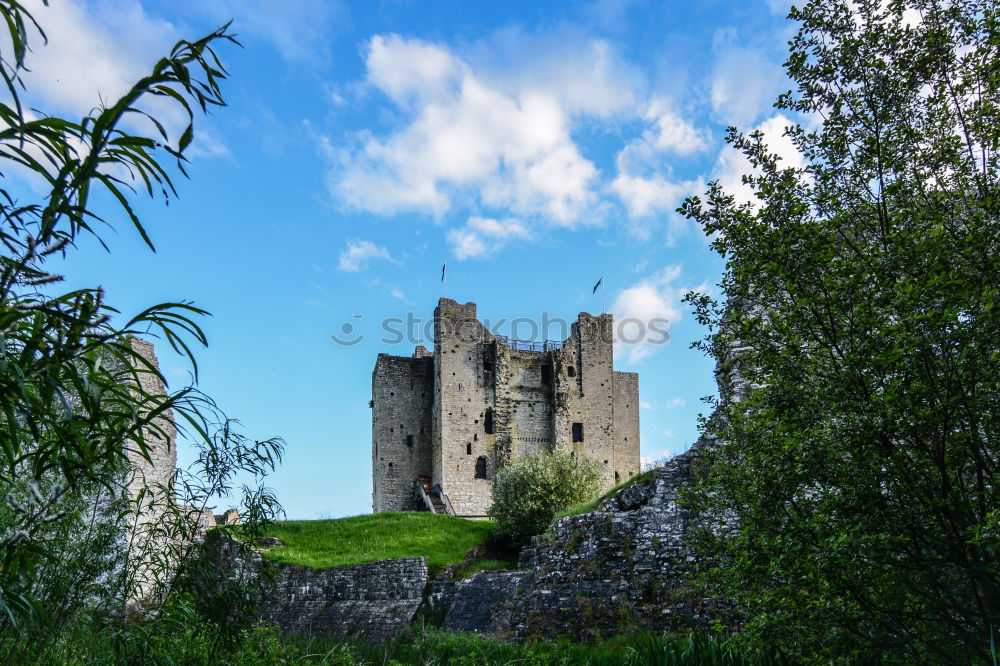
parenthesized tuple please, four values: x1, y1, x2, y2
(123, 338, 180, 602)
(433, 444, 733, 640)
(373, 299, 641, 517)
(207, 532, 427, 641)
(210, 446, 728, 643)
(433, 300, 496, 516)
(552, 313, 618, 487)
(502, 348, 555, 459)
(612, 371, 640, 483)
(125, 338, 177, 499)
(371, 351, 434, 512)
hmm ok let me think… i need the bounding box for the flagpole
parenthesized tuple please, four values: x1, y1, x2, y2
(602, 276, 606, 314)
(444, 261, 448, 298)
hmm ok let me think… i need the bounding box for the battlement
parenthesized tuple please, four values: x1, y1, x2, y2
(372, 298, 640, 517)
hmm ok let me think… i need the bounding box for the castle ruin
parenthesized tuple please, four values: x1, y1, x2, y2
(372, 298, 640, 518)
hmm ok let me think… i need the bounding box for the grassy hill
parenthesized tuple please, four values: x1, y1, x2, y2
(259, 511, 497, 574)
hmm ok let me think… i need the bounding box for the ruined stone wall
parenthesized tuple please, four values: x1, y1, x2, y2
(207, 533, 427, 641)
(552, 313, 618, 488)
(125, 338, 177, 500)
(612, 371, 640, 483)
(433, 299, 495, 517)
(433, 447, 733, 640)
(212, 445, 727, 643)
(372, 352, 434, 512)
(123, 338, 179, 602)
(499, 349, 554, 459)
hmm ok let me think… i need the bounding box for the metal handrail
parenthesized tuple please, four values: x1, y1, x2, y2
(413, 483, 436, 513)
(431, 484, 456, 516)
(496, 335, 564, 352)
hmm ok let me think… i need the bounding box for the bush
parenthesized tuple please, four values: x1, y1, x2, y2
(488, 452, 602, 545)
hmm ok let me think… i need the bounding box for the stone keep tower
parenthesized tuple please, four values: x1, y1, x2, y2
(372, 298, 640, 518)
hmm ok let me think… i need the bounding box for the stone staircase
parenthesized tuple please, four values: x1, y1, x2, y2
(428, 491, 448, 514)
(414, 481, 455, 515)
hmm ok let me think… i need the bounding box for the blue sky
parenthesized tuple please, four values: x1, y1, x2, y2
(14, 0, 804, 519)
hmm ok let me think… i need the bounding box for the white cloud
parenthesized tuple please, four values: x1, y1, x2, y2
(18, 0, 174, 116)
(611, 172, 703, 222)
(641, 98, 709, 156)
(710, 44, 785, 127)
(609, 98, 707, 239)
(330, 33, 633, 225)
(337, 239, 394, 272)
(714, 113, 805, 208)
(194, 0, 349, 65)
(612, 265, 687, 364)
(364, 34, 462, 107)
(666, 397, 687, 409)
(447, 216, 531, 260)
(390, 288, 406, 300)
(763, 0, 792, 15)
(466, 26, 641, 118)
(640, 400, 653, 409)
(8, 0, 228, 189)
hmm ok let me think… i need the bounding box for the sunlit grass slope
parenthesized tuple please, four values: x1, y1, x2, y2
(260, 511, 494, 573)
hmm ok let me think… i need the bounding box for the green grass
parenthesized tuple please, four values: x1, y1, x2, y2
(452, 557, 516, 579)
(259, 511, 495, 574)
(40, 618, 783, 665)
(555, 468, 660, 520)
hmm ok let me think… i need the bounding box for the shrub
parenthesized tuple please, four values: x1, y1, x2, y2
(488, 452, 602, 545)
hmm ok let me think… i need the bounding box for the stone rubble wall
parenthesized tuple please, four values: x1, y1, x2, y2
(125, 338, 177, 501)
(432, 445, 732, 640)
(211, 443, 729, 642)
(123, 338, 179, 602)
(208, 533, 428, 641)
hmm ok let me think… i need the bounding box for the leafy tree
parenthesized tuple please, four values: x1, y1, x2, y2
(0, 0, 283, 658)
(681, 0, 999, 662)
(488, 451, 602, 545)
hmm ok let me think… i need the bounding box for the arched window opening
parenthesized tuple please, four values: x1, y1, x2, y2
(567, 366, 576, 377)
(466, 442, 472, 455)
(484, 408, 495, 434)
(475, 456, 488, 479)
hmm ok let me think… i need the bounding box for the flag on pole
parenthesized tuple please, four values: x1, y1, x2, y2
(592, 276, 603, 294)
(442, 262, 447, 282)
